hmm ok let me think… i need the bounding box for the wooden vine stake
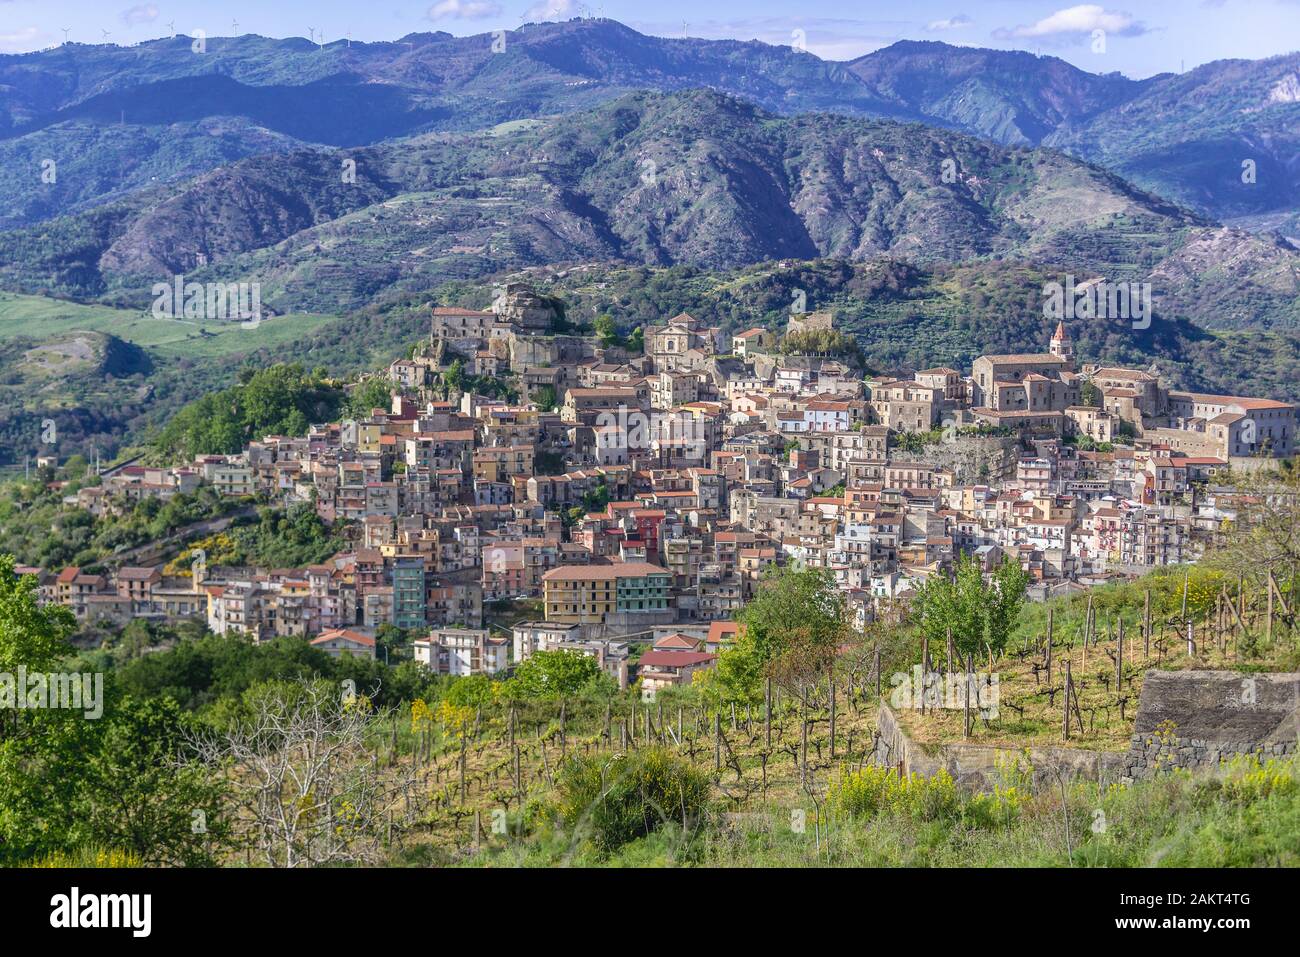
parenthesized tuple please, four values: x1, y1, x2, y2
(1143, 588, 1151, 660)
(1115, 617, 1123, 692)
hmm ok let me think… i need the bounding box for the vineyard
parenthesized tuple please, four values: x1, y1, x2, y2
(190, 558, 1299, 869)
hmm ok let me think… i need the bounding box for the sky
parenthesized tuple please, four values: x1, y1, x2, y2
(0, 0, 1296, 77)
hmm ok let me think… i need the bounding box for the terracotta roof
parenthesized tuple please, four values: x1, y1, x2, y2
(312, 629, 376, 648)
(979, 353, 1066, 364)
(541, 561, 667, 581)
(653, 633, 702, 650)
(1171, 391, 1292, 411)
(117, 566, 159, 580)
(706, 621, 742, 643)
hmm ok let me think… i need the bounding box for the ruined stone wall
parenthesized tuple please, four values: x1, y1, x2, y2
(507, 333, 596, 368)
(887, 435, 1019, 485)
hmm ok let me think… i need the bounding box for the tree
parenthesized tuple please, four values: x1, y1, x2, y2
(189, 679, 406, 867)
(347, 377, 391, 418)
(374, 624, 410, 660)
(697, 630, 765, 707)
(625, 326, 645, 355)
(506, 650, 607, 700)
(594, 314, 620, 348)
(0, 555, 75, 675)
(703, 566, 851, 707)
(738, 565, 848, 666)
(911, 554, 1029, 660)
(154, 364, 343, 458)
(1212, 462, 1300, 581)
(78, 696, 231, 866)
(445, 673, 495, 708)
(533, 384, 558, 413)
(780, 328, 862, 360)
(443, 359, 466, 395)
(0, 557, 229, 865)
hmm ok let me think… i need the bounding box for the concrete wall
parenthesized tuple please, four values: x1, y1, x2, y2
(871, 703, 1125, 790)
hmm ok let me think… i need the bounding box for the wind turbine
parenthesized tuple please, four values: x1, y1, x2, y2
(307, 26, 316, 43)
(101, 28, 111, 43)
(231, 19, 239, 34)
(61, 27, 71, 44)
(166, 20, 175, 37)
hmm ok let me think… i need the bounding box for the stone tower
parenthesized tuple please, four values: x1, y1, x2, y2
(1049, 320, 1075, 367)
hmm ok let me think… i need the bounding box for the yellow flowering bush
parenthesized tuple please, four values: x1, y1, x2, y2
(1222, 758, 1297, 803)
(28, 847, 143, 868)
(435, 699, 475, 737)
(165, 533, 238, 577)
(829, 765, 961, 822)
(411, 698, 434, 734)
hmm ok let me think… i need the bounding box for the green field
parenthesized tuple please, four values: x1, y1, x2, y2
(0, 292, 338, 358)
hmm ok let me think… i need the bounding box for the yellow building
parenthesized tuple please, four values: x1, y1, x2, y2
(541, 561, 672, 625)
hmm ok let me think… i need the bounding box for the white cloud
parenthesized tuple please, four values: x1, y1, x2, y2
(995, 4, 1149, 39)
(119, 3, 159, 27)
(523, 0, 577, 22)
(427, 0, 503, 21)
(926, 15, 972, 32)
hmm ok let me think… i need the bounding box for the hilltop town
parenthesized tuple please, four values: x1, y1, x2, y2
(21, 282, 1296, 693)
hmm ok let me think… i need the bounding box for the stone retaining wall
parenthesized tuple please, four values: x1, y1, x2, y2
(1120, 670, 1298, 777)
(871, 669, 1300, 789)
(871, 703, 1125, 790)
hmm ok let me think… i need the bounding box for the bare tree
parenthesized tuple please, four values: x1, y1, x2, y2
(189, 679, 412, 867)
(1213, 465, 1300, 582)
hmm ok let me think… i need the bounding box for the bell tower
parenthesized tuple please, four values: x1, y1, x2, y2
(1049, 320, 1075, 367)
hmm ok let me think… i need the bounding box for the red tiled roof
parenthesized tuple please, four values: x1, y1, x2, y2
(312, 629, 376, 648)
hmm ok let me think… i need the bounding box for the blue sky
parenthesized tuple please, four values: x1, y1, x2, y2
(1, 1, 1296, 77)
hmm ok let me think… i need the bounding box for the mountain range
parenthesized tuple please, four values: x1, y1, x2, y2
(2, 87, 1296, 330)
(2, 20, 1297, 230)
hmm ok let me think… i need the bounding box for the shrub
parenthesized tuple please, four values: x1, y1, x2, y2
(1221, 757, 1298, 804)
(829, 766, 961, 822)
(558, 747, 711, 852)
(26, 847, 143, 868)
